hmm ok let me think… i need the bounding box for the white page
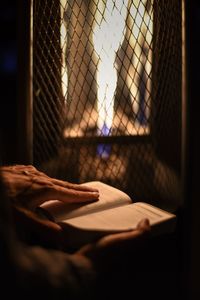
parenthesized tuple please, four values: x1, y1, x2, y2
(41, 181, 132, 220)
(63, 202, 176, 232)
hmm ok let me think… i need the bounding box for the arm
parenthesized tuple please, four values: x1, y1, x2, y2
(0, 165, 99, 209)
(0, 168, 96, 300)
(0, 165, 99, 249)
(12, 219, 150, 300)
(13, 242, 97, 300)
(0, 165, 150, 299)
(10, 220, 149, 300)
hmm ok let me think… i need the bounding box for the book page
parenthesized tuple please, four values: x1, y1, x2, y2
(40, 181, 132, 221)
(63, 202, 176, 233)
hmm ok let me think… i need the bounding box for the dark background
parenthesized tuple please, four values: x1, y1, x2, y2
(1, 1, 200, 298)
(0, 3, 17, 164)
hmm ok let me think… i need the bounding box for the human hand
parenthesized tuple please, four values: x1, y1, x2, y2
(76, 218, 150, 270)
(0, 165, 99, 248)
(1, 165, 99, 210)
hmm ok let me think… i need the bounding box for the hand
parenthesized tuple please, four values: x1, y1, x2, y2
(1, 165, 99, 210)
(0, 165, 99, 248)
(76, 218, 150, 270)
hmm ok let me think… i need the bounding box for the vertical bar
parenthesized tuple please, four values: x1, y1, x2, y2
(152, 0, 182, 172)
(17, 0, 33, 164)
(33, 0, 64, 166)
(181, 0, 200, 298)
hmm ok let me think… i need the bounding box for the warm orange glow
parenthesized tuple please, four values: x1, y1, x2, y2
(60, 0, 68, 102)
(93, 0, 128, 135)
(93, 0, 153, 133)
(127, 0, 153, 121)
(61, 0, 153, 137)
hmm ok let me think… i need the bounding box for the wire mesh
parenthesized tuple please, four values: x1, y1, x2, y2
(32, 0, 182, 210)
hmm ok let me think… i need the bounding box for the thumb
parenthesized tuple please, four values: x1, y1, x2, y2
(12, 205, 63, 249)
(136, 218, 151, 233)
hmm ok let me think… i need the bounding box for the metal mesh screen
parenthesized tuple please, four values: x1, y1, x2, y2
(33, 0, 182, 210)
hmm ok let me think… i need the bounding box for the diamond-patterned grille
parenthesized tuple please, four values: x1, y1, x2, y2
(33, 0, 182, 210)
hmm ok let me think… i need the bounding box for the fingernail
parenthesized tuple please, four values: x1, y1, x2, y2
(142, 218, 150, 226)
(92, 192, 99, 196)
(92, 189, 99, 192)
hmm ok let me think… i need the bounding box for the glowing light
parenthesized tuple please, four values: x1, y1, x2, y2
(92, 0, 153, 133)
(61, 0, 153, 138)
(60, 0, 68, 102)
(127, 0, 153, 123)
(93, 0, 129, 136)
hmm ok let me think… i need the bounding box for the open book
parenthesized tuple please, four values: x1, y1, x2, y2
(40, 181, 176, 249)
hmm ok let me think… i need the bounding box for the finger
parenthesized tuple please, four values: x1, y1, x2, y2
(7, 165, 48, 178)
(25, 182, 100, 209)
(8, 165, 37, 172)
(13, 205, 62, 232)
(34, 177, 100, 202)
(13, 206, 64, 248)
(16, 165, 37, 171)
(96, 218, 150, 248)
(96, 229, 143, 247)
(50, 178, 99, 193)
(42, 185, 100, 204)
(136, 218, 150, 232)
(20, 167, 99, 193)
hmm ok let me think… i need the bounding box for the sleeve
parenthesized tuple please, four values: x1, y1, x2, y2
(0, 174, 96, 300)
(13, 243, 97, 300)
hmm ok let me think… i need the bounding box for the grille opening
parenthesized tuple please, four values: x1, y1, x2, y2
(33, 0, 182, 211)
